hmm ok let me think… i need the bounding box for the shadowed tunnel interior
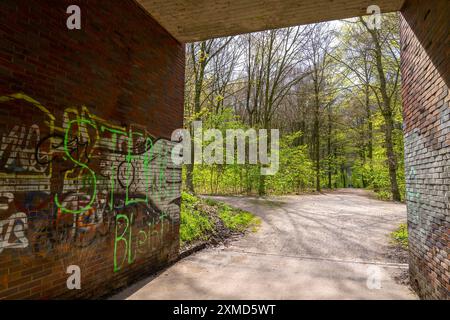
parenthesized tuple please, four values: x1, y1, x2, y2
(0, 0, 447, 300)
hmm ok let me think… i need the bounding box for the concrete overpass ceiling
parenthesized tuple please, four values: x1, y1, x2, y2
(136, 0, 405, 42)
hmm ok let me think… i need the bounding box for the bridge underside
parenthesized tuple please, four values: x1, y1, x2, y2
(136, 0, 405, 42)
(0, 0, 447, 300)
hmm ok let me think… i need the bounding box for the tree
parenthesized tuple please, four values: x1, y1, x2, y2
(183, 14, 404, 200)
(185, 38, 233, 193)
(304, 23, 336, 192)
(333, 14, 403, 200)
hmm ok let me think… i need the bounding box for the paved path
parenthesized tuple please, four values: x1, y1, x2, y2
(112, 189, 417, 300)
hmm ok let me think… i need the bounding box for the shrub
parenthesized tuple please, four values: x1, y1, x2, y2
(391, 223, 408, 249)
(180, 192, 260, 245)
(180, 192, 213, 244)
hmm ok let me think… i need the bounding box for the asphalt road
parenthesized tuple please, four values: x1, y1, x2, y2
(112, 189, 417, 300)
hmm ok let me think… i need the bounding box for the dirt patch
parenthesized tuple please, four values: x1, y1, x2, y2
(392, 269, 410, 286)
(385, 242, 410, 287)
(385, 243, 409, 264)
(180, 201, 250, 254)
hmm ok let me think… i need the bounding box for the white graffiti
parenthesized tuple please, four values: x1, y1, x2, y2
(0, 212, 29, 254)
(0, 192, 13, 211)
(0, 124, 46, 173)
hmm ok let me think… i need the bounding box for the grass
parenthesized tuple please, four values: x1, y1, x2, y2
(217, 204, 261, 232)
(375, 190, 392, 201)
(180, 192, 214, 244)
(391, 223, 408, 249)
(180, 192, 260, 246)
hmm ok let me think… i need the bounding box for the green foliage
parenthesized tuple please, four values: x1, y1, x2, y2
(266, 131, 315, 194)
(351, 110, 405, 201)
(180, 192, 213, 244)
(204, 197, 220, 206)
(217, 203, 261, 232)
(187, 104, 406, 199)
(184, 15, 405, 202)
(180, 192, 260, 245)
(376, 190, 393, 201)
(189, 113, 317, 195)
(181, 191, 200, 205)
(190, 107, 258, 194)
(391, 223, 408, 249)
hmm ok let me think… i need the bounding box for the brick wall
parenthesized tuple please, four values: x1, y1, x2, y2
(400, 0, 449, 299)
(0, 0, 184, 299)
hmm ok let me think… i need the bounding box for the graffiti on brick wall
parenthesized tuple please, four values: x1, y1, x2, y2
(0, 93, 181, 271)
(113, 206, 174, 272)
(0, 212, 28, 254)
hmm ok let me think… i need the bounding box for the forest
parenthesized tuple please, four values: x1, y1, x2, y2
(183, 13, 405, 202)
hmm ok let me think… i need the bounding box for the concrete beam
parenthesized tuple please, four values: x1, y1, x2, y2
(136, 0, 405, 42)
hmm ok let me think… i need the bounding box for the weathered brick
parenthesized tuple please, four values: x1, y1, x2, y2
(401, 0, 449, 300)
(0, 0, 183, 299)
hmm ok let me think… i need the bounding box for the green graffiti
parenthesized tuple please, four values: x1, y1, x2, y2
(0, 93, 181, 273)
(127, 210, 136, 265)
(114, 211, 138, 273)
(114, 214, 129, 273)
(158, 144, 168, 203)
(144, 138, 153, 203)
(125, 133, 153, 206)
(100, 125, 127, 210)
(113, 212, 172, 273)
(54, 119, 98, 214)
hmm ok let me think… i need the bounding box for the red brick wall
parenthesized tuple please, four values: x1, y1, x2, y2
(0, 0, 184, 299)
(400, 0, 449, 299)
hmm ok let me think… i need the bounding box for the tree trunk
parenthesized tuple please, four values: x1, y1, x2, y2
(327, 106, 332, 189)
(313, 91, 321, 192)
(258, 174, 266, 196)
(185, 163, 195, 193)
(383, 112, 401, 201)
(363, 19, 401, 201)
(185, 42, 207, 194)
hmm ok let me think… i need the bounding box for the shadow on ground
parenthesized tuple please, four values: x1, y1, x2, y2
(111, 189, 417, 300)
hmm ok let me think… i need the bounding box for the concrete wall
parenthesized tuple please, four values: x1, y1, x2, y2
(0, 0, 184, 299)
(400, 0, 449, 299)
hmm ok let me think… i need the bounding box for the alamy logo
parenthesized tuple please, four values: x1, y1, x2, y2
(66, 265, 81, 290)
(66, 5, 81, 30)
(171, 122, 279, 175)
(367, 5, 382, 30)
